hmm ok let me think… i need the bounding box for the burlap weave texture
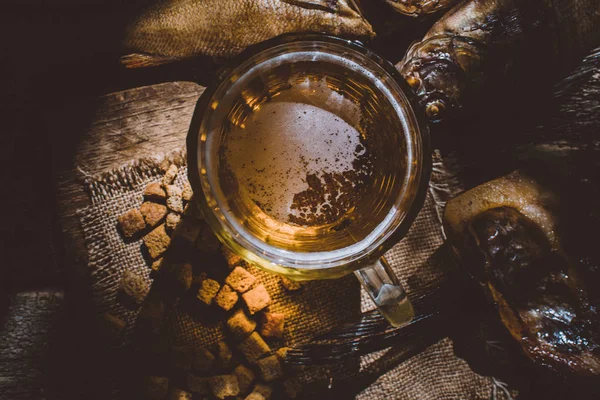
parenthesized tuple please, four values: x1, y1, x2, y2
(77, 149, 509, 399)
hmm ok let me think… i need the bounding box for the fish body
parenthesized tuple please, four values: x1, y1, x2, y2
(122, 0, 374, 67)
(383, 0, 459, 17)
(444, 171, 600, 376)
(398, 0, 600, 121)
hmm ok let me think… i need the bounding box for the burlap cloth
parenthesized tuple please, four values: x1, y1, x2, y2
(77, 148, 513, 399)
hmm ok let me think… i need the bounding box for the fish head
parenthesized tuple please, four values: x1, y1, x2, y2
(398, 35, 484, 122)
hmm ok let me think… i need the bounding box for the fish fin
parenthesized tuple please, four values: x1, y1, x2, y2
(279, 0, 338, 13)
(120, 53, 181, 68)
(347, 0, 365, 15)
(280, 0, 369, 20)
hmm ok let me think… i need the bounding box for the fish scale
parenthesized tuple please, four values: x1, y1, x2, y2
(121, 0, 374, 67)
(444, 171, 600, 377)
(384, 0, 460, 16)
(398, 0, 600, 121)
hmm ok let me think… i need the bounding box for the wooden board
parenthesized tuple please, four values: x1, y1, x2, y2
(52, 81, 205, 300)
(0, 291, 65, 399)
(4, 81, 207, 400)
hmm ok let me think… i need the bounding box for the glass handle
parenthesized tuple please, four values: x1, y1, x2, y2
(354, 256, 414, 327)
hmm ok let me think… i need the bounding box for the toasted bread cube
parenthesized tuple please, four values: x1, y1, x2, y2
(117, 270, 149, 308)
(187, 374, 210, 394)
(192, 271, 208, 287)
(165, 212, 181, 231)
(167, 194, 184, 213)
(237, 332, 270, 362)
(159, 159, 172, 173)
(165, 185, 182, 198)
(140, 201, 168, 228)
(168, 388, 192, 400)
(226, 267, 257, 293)
(118, 208, 146, 238)
(223, 248, 243, 269)
(171, 346, 193, 371)
(252, 383, 273, 400)
(100, 312, 125, 340)
(209, 375, 240, 399)
(143, 224, 171, 259)
(245, 393, 266, 400)
(233, 364, 255, 395)
(258, 312, 284, 339)
(280, 276, 303, 291)
(150, 257, 165, 274)
(192, 347, 215, 373)
(173, 218, 202, 243)
(214, 340, 234, 370)
(215, 284, 238, 311)
(182, 182, 193, 202)
(144, 182, 166, 200)
(226, 309, 256, 339)
(166, 185, 184, 213)
(255, 355, 282, 382)
(143, 376, 169, 400)
(197, 279, 220, 305)
(242, 284, 271, 315)
(162, 164, 178, 186)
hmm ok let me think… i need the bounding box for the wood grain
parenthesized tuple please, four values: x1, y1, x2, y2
(36, 81, 205, 399)
(75, 81, 204, 172)
(53, 81, 204, 290)
(0, 291, 65, 400)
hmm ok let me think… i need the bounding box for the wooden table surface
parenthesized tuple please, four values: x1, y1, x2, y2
(54, 81, 205, 289)
(1, 50, 599, 399)
(1, 81, 205, 399)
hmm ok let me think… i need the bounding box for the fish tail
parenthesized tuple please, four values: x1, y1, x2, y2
(120, 53, 182, 68)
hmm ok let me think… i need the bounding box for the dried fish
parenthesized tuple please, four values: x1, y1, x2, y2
(397, 0, 600, 121)
(121, 0, 374, 67)
(383, 0, 459, 17)
(444, 171, 600, 376)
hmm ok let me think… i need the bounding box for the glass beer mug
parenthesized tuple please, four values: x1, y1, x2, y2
(187, 34, 430, 326)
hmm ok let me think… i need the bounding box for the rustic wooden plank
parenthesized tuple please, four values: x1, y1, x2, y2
(0, 291, 65, 399)
(0, 289, 125, 399)
(3, 81, 206, 399)
(74, 81, 204, 174)
(52, 82, 205, 289)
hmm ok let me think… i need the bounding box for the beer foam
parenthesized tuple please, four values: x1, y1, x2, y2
(223, 78, 367, 224)
(201, 46, 418, 264)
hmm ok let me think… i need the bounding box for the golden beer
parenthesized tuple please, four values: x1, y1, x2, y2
(188, 35, 430, 325)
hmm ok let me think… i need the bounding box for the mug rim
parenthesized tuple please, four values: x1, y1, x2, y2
(187, 33, 431, 278)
